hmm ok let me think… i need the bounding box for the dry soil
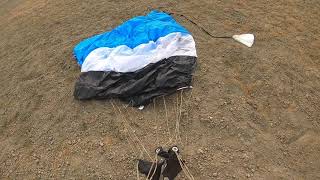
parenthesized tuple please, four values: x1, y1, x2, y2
(0, 0, 320, 179)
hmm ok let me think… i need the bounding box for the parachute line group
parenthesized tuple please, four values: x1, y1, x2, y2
(110, 91, 195, 179)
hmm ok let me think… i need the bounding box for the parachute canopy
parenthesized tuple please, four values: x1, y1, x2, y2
(73, 11, 197, 106)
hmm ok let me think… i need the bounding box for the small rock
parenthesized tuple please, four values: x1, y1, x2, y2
(99, 142, 104, 147)
(243, 154, 249, 159)
(213, 172, 218, 177)
(197, 149, 204, 154)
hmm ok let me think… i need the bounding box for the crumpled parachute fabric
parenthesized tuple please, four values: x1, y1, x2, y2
(73, 10, 197, 106)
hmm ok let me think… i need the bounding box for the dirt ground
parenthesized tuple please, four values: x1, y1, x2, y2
(0, 0, 320, 179)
